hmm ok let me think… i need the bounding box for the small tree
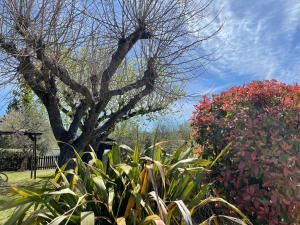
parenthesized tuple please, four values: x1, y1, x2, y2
(0, 0, 219, 165)
(0, 109, 56, 152)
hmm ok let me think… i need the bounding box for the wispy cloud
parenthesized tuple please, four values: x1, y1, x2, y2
(199, 0, 300, 83)
(174, 0, 300, 120)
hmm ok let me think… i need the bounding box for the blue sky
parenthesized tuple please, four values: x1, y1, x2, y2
(169, 0, 300, 124)
(1, 0, 300, 125)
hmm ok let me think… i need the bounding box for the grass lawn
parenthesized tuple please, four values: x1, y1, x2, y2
(0, 169, 55, 224)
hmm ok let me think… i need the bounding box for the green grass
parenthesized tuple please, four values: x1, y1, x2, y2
(0, 169, 55, 224)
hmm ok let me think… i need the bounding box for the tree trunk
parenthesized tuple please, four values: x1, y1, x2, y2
(81, 139, 100, 163)
(57, 142, 76, 167)
(57, 134, 109, 167)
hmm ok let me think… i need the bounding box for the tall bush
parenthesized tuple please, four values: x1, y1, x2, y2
(0, 150, 26, 171)
(191, 80, 300, 225)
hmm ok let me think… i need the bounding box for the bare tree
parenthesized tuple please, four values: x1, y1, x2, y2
(0, 0, 219, 165)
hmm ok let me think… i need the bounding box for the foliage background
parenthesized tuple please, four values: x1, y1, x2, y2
(0, 80, 57, 156)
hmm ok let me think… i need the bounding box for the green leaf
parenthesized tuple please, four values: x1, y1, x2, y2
(47, 188, 76, 196)
(177, 166, 209, 174)
(181, 181, 195, 200)
(108, 187, 115, 213)
(168, 158, 198, 175)
(120, 144, 134, 153)
(102, 149, 112, 173)
(53, 162, 70, 186)
(4, 203, 33, 225)
(22, 209, 51, 225)
(154, 145, 162, 163)
(48, 215, 68, 225)
(116, 163, 132, 175)
(11, 186, 42, 199)
(133, 143, 139, 164)
(170, 142, 190, 163)
(132, 143, 140, 182)
(190, 197, 251, 224)
(172, 175, 190, 199)
(210, 143, 232, 168)
(188, 184, 212, 208)
(0, 197, 33, 211)
(196, 159, 212, 167)
(168, 200, 193, 225)
(81, 212, 95, 225)
(87, 164, 111, 180)
(178, 146, 193, 161)
(112, 144, 121, 165)
(93, 176, 108, 202)
(86, 147, 104, 170)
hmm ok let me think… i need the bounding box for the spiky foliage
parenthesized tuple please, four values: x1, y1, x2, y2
(1, 141, 251, 225)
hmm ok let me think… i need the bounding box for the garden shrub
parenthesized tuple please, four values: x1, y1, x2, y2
(0, 150, 26, 171)
(191, 80, 300, 225)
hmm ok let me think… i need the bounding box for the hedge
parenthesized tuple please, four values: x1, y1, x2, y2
(191, 80, 300, 225)
(0, 150, 28, 171)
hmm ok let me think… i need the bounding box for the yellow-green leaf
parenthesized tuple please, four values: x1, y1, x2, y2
(117, 217, 126, 225)
(81, 212, 95, 225)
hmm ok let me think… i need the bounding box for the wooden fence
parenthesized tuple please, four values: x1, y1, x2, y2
(37, 155, 59, 169)
(28, 155, 59, 170)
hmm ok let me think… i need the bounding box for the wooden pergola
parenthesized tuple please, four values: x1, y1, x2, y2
(0, 130, 42, 179)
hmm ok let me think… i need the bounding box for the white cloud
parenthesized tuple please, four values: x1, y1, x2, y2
(199, 0, 300, 83)
(172, 0, 300, 121)
(282, 0, 300, 40)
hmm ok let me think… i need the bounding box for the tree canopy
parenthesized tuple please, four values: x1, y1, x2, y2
(0, 0, 219, 164)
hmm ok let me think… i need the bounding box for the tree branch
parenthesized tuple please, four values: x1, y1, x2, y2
(109, 79, 146, 96)
(8, 14, 94, 104)
(0, 35, 46, 95)
(109, 57, 157, 96)
(120, 106, 165, 121)
(0, 35, 67, 140)
(99, 28, 152, 96)
(33, 38, 94, 104)
(95, 85, 155, 136)
(65, 101, 89, 141)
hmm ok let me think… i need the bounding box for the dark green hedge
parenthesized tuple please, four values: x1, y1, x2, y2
(0, 150, 26, 171)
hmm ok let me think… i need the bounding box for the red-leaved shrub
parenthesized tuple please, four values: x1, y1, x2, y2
(191, 80, 300, 225)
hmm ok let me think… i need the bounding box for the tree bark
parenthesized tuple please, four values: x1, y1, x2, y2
(57, 132, 112, 168)
(57, 134, 102, 166)
(57, 142, 76, 167)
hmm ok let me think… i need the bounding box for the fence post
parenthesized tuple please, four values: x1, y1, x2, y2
(30, 155, 33, 178)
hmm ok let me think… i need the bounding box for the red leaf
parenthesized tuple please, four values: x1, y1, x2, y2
(251, 151, 257, 160)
